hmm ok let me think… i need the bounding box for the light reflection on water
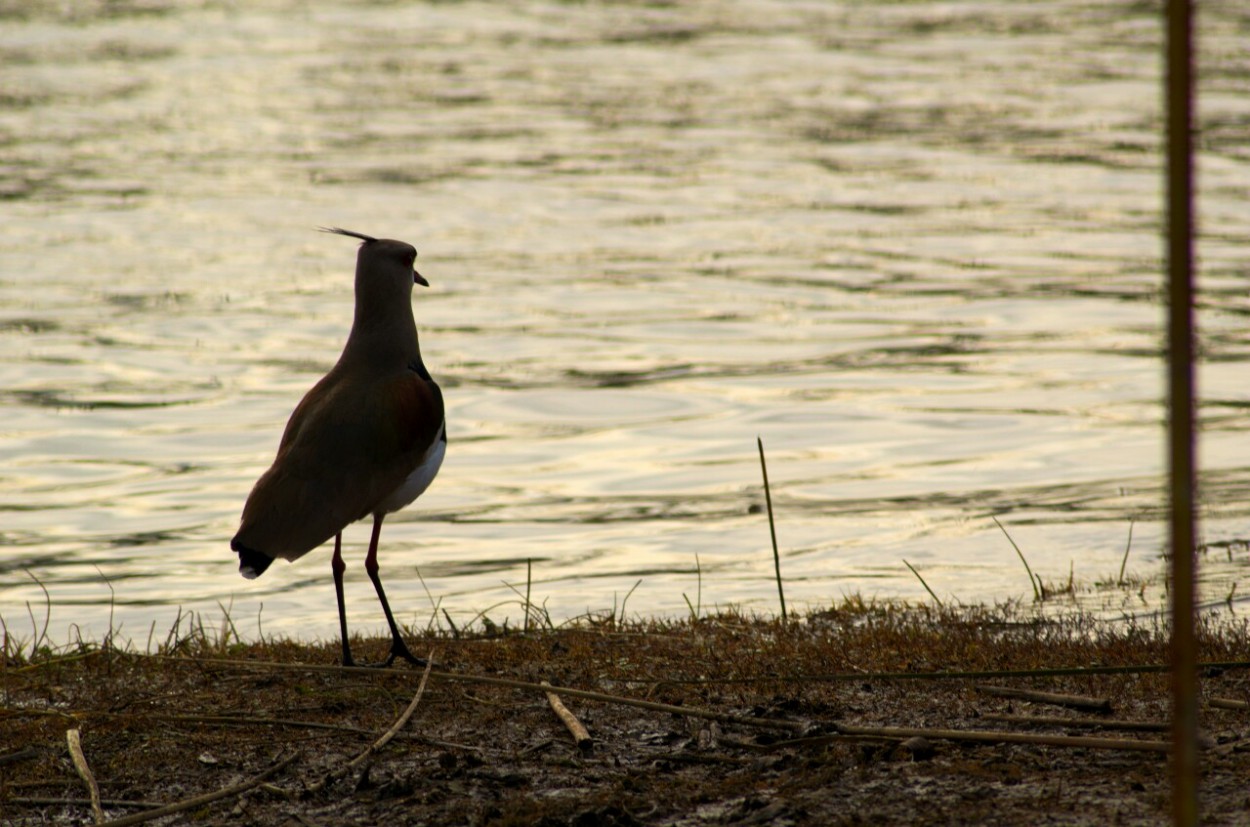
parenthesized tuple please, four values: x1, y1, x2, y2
(1, 0, 1248, 645)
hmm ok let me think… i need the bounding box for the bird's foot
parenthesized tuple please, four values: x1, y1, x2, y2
(338, 643, 426, 669)
(337, 635, 426, 668)
(383, 637, 427, 669)
(343, 654, 417, 669)
(338, 646, 394, 670)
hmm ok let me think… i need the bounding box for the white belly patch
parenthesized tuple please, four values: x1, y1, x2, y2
(376, 421, 446, 515)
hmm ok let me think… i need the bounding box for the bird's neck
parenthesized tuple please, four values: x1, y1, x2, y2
(342, 301, 422, 367)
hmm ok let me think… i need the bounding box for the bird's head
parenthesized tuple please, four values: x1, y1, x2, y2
(320, 227, 428, 289)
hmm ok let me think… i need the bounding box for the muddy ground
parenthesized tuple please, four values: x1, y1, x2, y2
(3, 603, 1249, 826)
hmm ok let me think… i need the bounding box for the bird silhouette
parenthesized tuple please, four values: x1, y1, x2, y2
(231, 228, 445, 667)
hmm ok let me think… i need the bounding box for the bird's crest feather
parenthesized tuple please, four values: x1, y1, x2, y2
(319, 227, 378, 243)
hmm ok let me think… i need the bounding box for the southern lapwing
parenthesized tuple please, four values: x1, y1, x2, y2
(231, 228, 446, 667)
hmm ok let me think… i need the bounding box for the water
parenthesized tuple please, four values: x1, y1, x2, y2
(2, 0, 1248, 647)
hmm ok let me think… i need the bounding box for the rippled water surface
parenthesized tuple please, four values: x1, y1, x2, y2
(2, 0, 1249, 644)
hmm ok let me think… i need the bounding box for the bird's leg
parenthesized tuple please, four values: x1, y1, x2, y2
(331, 533, 355, 667)
(364, 514, 424, 667)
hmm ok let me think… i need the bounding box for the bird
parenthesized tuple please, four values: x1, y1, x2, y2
(231, 227, 446, 667)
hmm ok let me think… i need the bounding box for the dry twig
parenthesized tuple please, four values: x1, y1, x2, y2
(10, 797, 159, 811)
(1210, 698, 1248, 711)
(542, 680, 593, 752)
(347, 651, 435, 770)
(975, 684, 1112, 713)
(148, 712, 481, 752)
(66, 728, 104, 824)
(302, 653, 436, 796)
(982, 712, 1166, 732)
(774, 724, 1170, 754)
(97, 751, 299, 827)
(0, 746, 41, 766)
(440, 670, 804, 732)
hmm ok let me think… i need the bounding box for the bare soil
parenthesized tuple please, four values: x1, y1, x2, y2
(3, 603, 1249, 826)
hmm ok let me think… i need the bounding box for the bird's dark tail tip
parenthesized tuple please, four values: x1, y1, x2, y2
(231, 537, 273, 580)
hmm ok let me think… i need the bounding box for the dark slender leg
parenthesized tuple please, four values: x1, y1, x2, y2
(364, 513, 424, 667)
(331, 533, 355, 666)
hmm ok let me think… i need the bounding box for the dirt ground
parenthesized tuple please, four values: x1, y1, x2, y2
(3, 603, 1249, 826)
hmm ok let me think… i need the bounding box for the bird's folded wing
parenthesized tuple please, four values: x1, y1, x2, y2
(234, 369, 444, 560)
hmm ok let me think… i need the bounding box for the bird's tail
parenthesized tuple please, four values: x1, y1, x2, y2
(231, 537, 274, 579)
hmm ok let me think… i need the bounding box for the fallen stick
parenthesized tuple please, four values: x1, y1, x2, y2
(156, 656, 806, 733)
(150, 713, 482, 752)
(518, 738, 554, 757)
(10, 797, 159, 811)
(11, 649, 103, 675)
(302, 653, 437, 797)
(66, 728, 104, 824)
(435, 672, 801, 732)
(982, 712, 1166, 732)
(975, 684, 1112, 713)
(661, 752, 750, 766)
(156, 713, 383, 736)
(97, 751, 299, 827)
(772, 724, 1170, 754)
(0, 746, 42, 767)
(615, 660, 1250, 684)
(1209, 698, 1248, 711)
(542, 680, 593, 752)
(347, 651, 435, 770)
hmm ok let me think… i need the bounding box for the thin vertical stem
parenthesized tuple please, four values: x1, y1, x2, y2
(525, 558, 533, 634)
(1165, 0, 1198, 822)
(1118, 519, 1135, 586)
(757, 437, 787, 622)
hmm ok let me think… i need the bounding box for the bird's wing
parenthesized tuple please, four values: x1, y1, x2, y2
(233, 367, 444, 561)
(379, 361, 445, 460)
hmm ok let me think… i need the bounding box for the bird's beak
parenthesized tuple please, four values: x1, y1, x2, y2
(414, 270, 429, 287)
